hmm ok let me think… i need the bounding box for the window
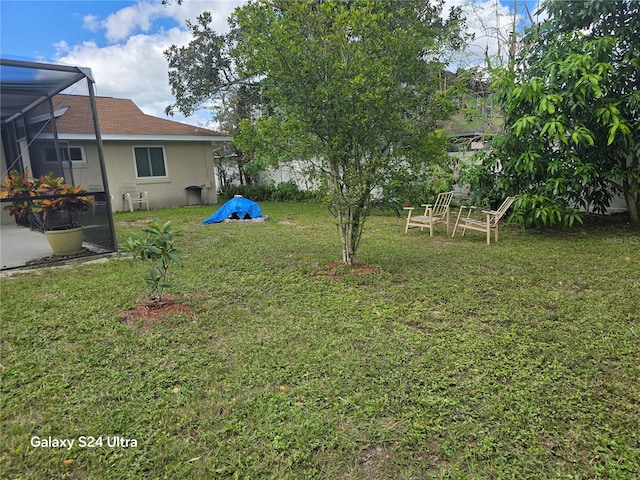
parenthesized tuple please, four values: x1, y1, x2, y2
(134, 146, 167, 178)
(44, 145, 86, 164)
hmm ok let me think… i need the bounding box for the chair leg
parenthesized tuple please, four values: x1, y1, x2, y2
(123, 194, 134, 213)
(486, 214, 491, 245)
(462, 209, 472, 237)
(452, 208, 464, 238)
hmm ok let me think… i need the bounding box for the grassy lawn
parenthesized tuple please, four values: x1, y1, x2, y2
(1, 201, 639, 479)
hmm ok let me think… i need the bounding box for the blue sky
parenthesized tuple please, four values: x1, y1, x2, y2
(0, 0, 537, 127)
(1, 2, 148, 60)
(1, 1, 241, 125)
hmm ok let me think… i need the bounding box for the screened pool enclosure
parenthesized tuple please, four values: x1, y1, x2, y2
(1, 59, 117, 269)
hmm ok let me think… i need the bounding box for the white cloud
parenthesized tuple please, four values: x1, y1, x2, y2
(82, 14, 101, 33)
(52, 0, 540, 127)
(54, 1, 243, 127)
(102, 2, 167, 42)
(440, 0, 546, 70)
(55, 28, 190, 116)
(94, 0, 238, 43)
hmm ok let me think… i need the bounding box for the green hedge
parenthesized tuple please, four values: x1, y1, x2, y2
(218, 181, 319, 202)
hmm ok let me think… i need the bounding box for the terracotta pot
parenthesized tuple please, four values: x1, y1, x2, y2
(45, 226, 84, 255)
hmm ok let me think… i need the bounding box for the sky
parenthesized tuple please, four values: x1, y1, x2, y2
(0, 0, 539, 129)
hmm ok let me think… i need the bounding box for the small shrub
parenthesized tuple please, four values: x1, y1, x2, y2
(218, 183, 275, 201)
(271, 180, 307, 201)
(120, 218, 183, 302)
(218, 181, 319, 202)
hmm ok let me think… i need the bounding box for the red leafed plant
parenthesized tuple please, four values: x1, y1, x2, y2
(0, 169, 39, 219)
(1, 169, 93, 230)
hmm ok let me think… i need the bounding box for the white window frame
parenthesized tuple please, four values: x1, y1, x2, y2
(44, 144, 87, 165)
(133, 145, 169, 179)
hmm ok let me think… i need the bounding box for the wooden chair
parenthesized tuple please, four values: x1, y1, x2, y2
(122, 183, 150, 212)
(452, 196, 515, 245)
(404, 191, 455, 236)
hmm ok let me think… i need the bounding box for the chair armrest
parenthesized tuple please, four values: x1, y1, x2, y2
(403, 206, 415, 211)
(464, 206, 494, 215)
(421, 204, 433, 208)
(478, 208, 497, 215)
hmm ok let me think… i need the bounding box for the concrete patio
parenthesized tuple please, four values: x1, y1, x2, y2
(0, 223, 53, 270)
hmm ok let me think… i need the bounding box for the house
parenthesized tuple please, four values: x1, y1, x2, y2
(0, 58, 230, 269)
(1, 58, 119, 269)
(40, 94, 231, 212)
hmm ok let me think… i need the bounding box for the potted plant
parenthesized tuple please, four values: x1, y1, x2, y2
(1, 169, 94, 255)
(0, 169, 39, 220)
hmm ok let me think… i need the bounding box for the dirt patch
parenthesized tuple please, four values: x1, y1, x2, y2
(325, 260, 379, 280)
(122, 294, 195, 327)
(356, 444, 395, 478)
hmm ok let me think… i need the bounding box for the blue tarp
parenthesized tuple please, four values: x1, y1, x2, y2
(202, 197, 263, 224)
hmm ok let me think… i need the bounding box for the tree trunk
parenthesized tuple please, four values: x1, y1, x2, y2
(329, 158, 371, 266)
(340, 224, 355, 266)
(622, 172, 640, 228)
(338, 207, 356, 266)
(623, 190, 639, 228)
(336, 201, 367, 266)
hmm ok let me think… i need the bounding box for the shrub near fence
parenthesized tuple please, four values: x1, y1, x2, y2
(218, 181, 319, 202)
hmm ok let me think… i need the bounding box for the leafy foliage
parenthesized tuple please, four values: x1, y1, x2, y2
(231, 0, 468, 264)
(164, 14, 263, 186)
(218, 180, 318, 202)
(0, 169, 94, 230)
(466, 0, 640, 228)
(165, 0, 468, 264)
(0, 169, 39, 220)
(34, 173, 95, 229)
(120, 218, 183, 301)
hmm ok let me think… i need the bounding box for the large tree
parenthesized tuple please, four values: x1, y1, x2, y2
(231, 0, 466, 264)
(470, 0, 639, 227)
(165, 0, 467, 264)
(164, 12, 261, 186)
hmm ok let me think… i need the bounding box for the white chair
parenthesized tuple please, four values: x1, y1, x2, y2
(404, 191, 455, 236)
(452, 197, 515, 245)
(122, 183, 150, 212)
(89, 185, 114, 214)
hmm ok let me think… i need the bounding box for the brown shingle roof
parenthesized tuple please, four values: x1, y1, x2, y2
(52, 94, 225, 137)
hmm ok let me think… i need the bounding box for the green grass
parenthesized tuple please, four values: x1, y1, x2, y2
(1, 202, 639, 479)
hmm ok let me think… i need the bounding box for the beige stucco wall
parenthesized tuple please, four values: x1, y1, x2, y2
(65, 139, 220, 212)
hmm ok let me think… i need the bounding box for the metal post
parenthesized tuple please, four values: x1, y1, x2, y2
(86, 75, 117, 252)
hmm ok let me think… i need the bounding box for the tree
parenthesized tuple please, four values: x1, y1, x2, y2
(210, 85, 264, 188)
(164, 12, 261, 187)
(470, 0, 640, 227)
(230, 0, 467, 264)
